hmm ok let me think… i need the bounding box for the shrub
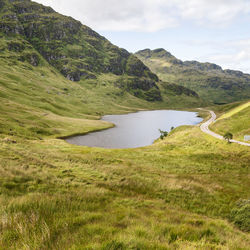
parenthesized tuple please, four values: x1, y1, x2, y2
(230, 199, 250, 232)
(159, 129, 168, 140)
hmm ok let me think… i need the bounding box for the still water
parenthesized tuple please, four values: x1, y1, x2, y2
(65, 110, 203, 149)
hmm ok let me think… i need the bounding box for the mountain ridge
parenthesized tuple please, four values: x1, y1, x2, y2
(136, 48, 250, 103)
(137, 48, 250, 74)
(0, 0, 204, 141)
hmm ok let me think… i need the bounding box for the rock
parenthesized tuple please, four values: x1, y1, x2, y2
(8, 41, 25, 52)
(3, 137, 17, 144)
(20, 52, 40, 66)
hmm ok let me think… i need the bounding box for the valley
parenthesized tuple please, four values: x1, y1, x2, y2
(0, 0, 249, 249)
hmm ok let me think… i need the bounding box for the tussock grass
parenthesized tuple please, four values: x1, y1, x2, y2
(0, 125, 249, 249)
(0, 47, 249, 248)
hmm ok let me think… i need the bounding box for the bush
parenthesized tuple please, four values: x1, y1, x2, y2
(159, 129, 168, 140)
(230, 199, 250, 232)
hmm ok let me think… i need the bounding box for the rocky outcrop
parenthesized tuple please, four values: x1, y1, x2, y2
(224, 69, 245, 77)
(126, 55, 159, 81)
(7, 40, 25, 52)
(13, 0, 54, 14)
(114, 76, 162, 102)
(162, 83, 199, 97)
(183, 61, 222, 71)
(19, 52, 40, 66)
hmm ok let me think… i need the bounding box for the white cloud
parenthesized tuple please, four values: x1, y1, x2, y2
(197, 39, 250, 73)
(35, 0, 250, 32)
(176, 0, 250, 27)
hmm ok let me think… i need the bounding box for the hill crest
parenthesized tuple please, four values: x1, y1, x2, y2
(136, 48, 250, 103)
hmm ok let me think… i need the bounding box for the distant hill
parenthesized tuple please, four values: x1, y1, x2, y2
(135, 48, 250, 104)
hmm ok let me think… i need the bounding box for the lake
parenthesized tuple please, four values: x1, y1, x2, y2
(65, 110, 203, 149)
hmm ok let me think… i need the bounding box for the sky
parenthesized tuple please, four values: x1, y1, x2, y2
(35, 0, 250, 73)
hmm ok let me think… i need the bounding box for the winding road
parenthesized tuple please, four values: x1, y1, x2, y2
(200, 110, 250, 147)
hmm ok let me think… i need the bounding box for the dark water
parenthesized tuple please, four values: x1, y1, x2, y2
(65, 110, 203, 149)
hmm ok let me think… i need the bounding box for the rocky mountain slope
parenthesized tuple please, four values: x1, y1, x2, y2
(0, 0, 203, 104)
(0, 0, 160, 101)
(136, 49, 250, 104)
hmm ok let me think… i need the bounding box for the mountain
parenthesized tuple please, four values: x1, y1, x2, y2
(0, 0, 159, 101)
(0, 0, 204, 106)
(0, 0, 204, 139)
(135, 48, 250, 104)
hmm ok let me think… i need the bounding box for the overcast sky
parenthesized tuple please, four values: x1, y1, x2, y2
(35, 0, 250, 73)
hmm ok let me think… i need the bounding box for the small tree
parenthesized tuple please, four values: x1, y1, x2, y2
(171, 126, 174, 131)
(224, 132, 233, 143)
(159, 129, 168, 140)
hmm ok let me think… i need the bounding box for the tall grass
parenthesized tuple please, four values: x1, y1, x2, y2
(0, 48, 249, 248)
(0, 124, 249, 249)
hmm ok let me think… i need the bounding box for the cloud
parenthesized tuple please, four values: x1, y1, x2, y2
(34, 0, 177, 31)
(35, 0, 250, 32)
(197, 39, 250, 73)
(176, 0, 250, 27)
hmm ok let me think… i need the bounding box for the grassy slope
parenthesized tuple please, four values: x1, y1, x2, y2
(217, 102, 250, 120)
(1, 124, 250, 249)
(0, 41, 205, 140)
(210, 101, 250, 141)
(0, 60, 249, 248)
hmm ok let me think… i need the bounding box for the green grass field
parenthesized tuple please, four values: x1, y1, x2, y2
(1, 1, 249, 248)
(1, 124, 250, 249)
(0, 52, 250, 248)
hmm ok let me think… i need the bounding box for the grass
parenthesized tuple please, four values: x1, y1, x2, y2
(0, 38, 249, 249)
(0, 125, 250, 249)
(210, 101, 250, 141)
(217, 101, 250, 120)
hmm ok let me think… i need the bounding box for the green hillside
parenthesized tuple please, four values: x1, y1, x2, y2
(0, 0, 205, 141)
(1, 114, 250, 249)
(0, 0, 158, 102)
(0, 0, 204, 105)
(135, 48, 250, 104)
(211, 101, 250, 141)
